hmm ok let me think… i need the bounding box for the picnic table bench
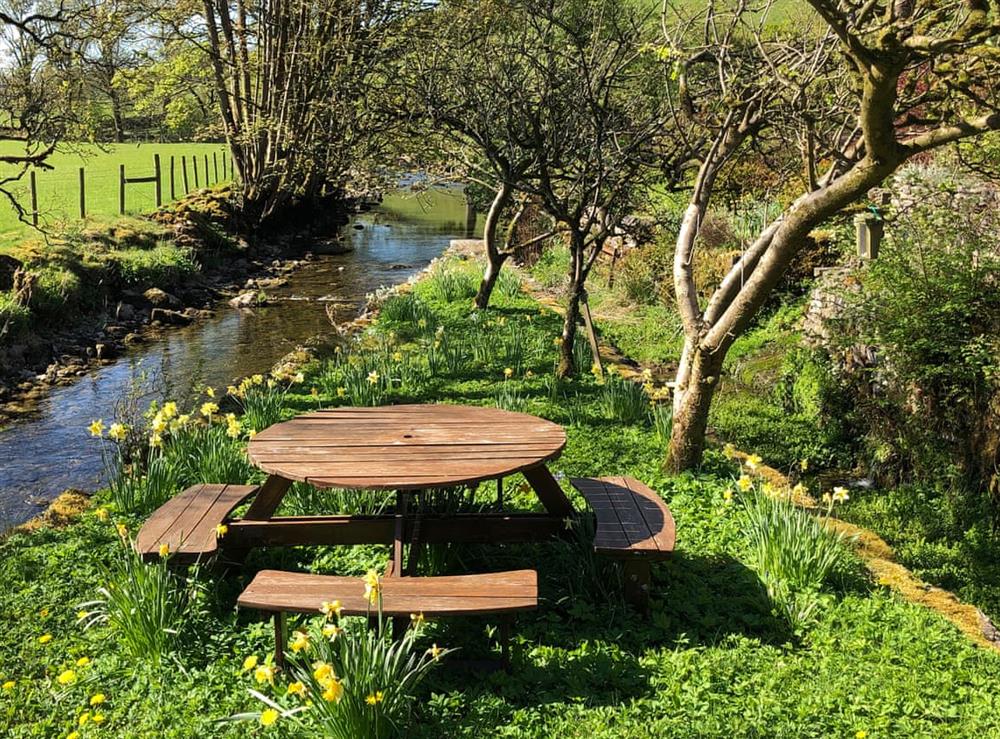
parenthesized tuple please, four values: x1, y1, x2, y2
(571, 475, 675, 609)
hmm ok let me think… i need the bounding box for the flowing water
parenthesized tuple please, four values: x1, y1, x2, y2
(0, 187, 477, 531)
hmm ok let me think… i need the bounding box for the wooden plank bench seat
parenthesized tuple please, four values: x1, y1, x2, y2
(136, 483, 258, 563)
(570, 475, 676, 609)
(238, 569, 538, 667)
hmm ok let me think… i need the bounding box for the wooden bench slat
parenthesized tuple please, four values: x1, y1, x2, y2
(571, 476, 675, 558)
(137, 483, 258, 561)
(238, 569, 538, 617)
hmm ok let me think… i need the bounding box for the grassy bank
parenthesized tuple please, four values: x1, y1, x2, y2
(0, 142, 231, 249)
(3, 255, 1000, 737)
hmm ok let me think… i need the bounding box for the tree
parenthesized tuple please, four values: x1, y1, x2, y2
(663, 0, 1000, 471)
(198, 0, 419, 227)
(412, 0, 669, 372)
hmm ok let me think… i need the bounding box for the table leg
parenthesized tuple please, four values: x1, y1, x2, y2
(389, 490, 408, 578)
(523, 465, 575, 517)
(243, 475, 293, 520)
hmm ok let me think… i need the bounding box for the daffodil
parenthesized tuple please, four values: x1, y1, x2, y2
(736, 475, 753, 493)
(88, 419, 105, 438)
(225, 414, 241, 439)
(723, 443, 736, 459)
(254, 664, 275, 685)
(95, 507, 109, 522)
(75, 657, 90, 668)
(242, 655, 258, 672)
(722, 489, 734, 504)
(367, 371, 380, 385)
(287, 681, 306, 697)
(289, 631, 310, 653)
(91, 713, 105, 726)
(78, 711, 90, 726)
(322, 624, 343, 639)
(792, 482, 808, 499)
(108, 423, 128, 441)
(365, 690, 385, 705)
(336, 387, 346, 397)
(158, 543, 170, 558)
(744, 453, 762, 471)
(428, 643, 443, 660)
(215, 524, 228, 538)
(67, 732, 80, 739)
(89, 693, 106, 706)
(363, 569, 381, 604)
(38, 634, 53, 645)
(260, 708, 279, 727)
(116, 523, 128, 538)
(855, 732, 867, 739)
(800, 458, 809, 472)
(312, 661, 334, 682)
(410, 612, 425, 627)
(150, 413, 168, 435)
(822, 491, 833, 505)
(832, 486, 850, 503)
(320, 600, 343, 619)
(2, 680, 15, 690)
(392, 352, 402, 362)
(161, 401, 178, 420)
(200, 402, 219, 418)
(227, 385, 240, 397)
(205, 386, 215, 398)
(252, 374, 264, 385)
(149, 433, 163, 449)
(322, 678, 344, 703)
(57, 669, 77, 685)
(504, 367, 513, 378)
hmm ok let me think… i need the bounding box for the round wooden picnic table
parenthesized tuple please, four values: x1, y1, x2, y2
(247, 404, 567, 490)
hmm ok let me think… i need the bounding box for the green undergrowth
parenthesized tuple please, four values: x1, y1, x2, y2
(2, 255, 1000, 737)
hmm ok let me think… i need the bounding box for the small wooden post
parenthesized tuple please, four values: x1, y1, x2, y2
(213, 151, 219, 182)
(119, 164, 126, 215)
(580, 291, 602, 374)
(204, 154, 210, 184)
(29, 170, 38, 226)
(193, 155, 200, 188)
(229, 155, 234, 180)
(78, 167, 85, 219)
(153, 154, 162, 208)
(222, 151, 227, 179)
(169, 156, 175, 201)
(182, 156, 189, 193)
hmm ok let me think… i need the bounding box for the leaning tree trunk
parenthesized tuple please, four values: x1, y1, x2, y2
(667, 339, 725, 472)
(474, 182, 512, 310)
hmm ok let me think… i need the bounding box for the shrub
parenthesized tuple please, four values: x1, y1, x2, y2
(0, 291, 31, 341)
(79, 531, 204, 664)
(742, 488, 848, 632)
(597, 372, 649, 424)
(108, 243, 198, 289)
(107, 448, 182, 515)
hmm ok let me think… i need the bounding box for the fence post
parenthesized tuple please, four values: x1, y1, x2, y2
(204, 154, 210, 185)
(79, 167, 85, 219)
(182, 156, 189, 193)
(229, 155, 234, 181)
(213, 151, 219, 182)
(170, 156, 176, 201)
(193, 155, 199, 188)
(29, 170, 38, 226)
(119, 164, 126, 215)
(222, 151, 227, 180)
(153, 154, 162, 208)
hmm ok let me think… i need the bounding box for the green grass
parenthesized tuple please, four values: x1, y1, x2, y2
(3, 255, 1000, 737)
(0, 142, 231, 250)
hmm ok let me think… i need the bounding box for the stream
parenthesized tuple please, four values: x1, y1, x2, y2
(0, 187, 477, 531)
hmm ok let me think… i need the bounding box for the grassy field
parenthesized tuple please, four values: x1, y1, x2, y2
(0, 142, 231, 249)
(2, 255, 1000, 737)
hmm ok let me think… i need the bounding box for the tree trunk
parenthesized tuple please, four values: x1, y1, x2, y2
(474, 182, 512, 310)
(667, 340, 724, 472)
(557, 232, 587, 377)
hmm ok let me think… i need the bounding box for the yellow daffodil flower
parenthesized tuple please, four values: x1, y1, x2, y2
(38, 634, 53, 644)
(88, 419, 105, 438)
(158, 543, 170, 558)
(215, 524, 228, 538)
(320, 600, 343, 619)
(832, 486, 850, 503)
(367, 371, 380, 385)
(800, 458, 809, 472)
(503, 367, 513, 378)
(75, 657, 90, 668)
(150, 413, 168, 435)
(205, 387, 215, 398)
(410, 612, 425, 626)
(736, 476, 753, 493)
(322, 678, 344, 703)
(336, 387, 346, 397)
(792, 483, 808, 499)
(428, 643, 443, 660)
(260, 708, 279, 726)
(227, 385, 240, 397)
(107, 423, 128, 442)
(91, 714, 105, 726)
(365, 690, 384, 705)
(744, 453, 762, 471)
(322, 624, 343, 639)
(822, 492, 833, 505)
(723, 443, 736, 459)
(289, 631, 310, 653)
(254, 664, 275, 685)
(78, 712, 90, 726)
(200, 402, 219, 418)
(149, 434, 163, 449)
(252, 374, 264, 385)
(855, 732, 867, 739)
(363, 569, 381, 604)
(161, 401, 178, 420)
(312, 661, 334, 683)
(287, 681, 306, 696)
(95, 508, 109, 522)
(116, 523, 128, 538)
(57, 669, 77, 685)
(67, 732, 80, 739)
(722, 489, 733, 504)
(242, 655, 258, 672)
(2, 680, 15, 690)
(525, 370, 534, 378)
(89, 693, 105, 706)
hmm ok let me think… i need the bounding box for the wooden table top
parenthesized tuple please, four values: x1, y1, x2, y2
(247, 404, 567, 490)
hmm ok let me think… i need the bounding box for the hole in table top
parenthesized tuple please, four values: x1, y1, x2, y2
(403, 434, 413, 438)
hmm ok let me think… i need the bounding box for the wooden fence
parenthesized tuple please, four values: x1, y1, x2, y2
(116, 152, 234, 216)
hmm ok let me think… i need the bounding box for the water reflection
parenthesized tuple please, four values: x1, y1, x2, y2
(0, 187, 477, 529)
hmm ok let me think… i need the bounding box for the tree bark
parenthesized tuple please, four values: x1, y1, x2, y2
(667, 339, 724, 472)
(474, 182, 512, 310)
(557, 231, 587, 377)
